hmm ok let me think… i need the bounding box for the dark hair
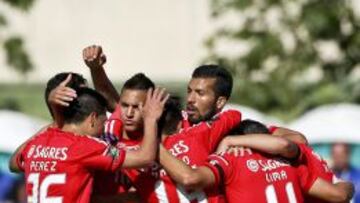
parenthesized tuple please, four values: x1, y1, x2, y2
(45, 72, 87, 118)
(63, 87, 107, 124)
(192, 65, 233, 99)
(121, 73, 155, 92)
(229, 119, 270, 136)
(158, 96, 183, 135)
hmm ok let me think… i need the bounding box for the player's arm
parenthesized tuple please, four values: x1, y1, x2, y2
(83, 45, 119, 112)
(121, 87, 169, 168)
(308, 178, 354, 202)
(8, 124, 51, 173)
(216, 134, 299, 159)
(270, 126, 308, 145)
(159, 145, 216, 190)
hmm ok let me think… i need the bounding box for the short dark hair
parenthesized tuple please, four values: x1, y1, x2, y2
(229, 119, 270, 135)
(192, 65, 233, 99)
(158, 96, 183, 135)
(63, 88, 107, 124)
(45, 72, 87, 118)
(121, 73, 155, 92)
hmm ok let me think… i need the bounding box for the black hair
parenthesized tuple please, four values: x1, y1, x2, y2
(63, 87, 107, 124)
(45, 72, 87, 118)
(229, 119, 270, 136)
(121, 73, 155, 92)
(158, 96, 183, 135)
(192, 65, 233, 99)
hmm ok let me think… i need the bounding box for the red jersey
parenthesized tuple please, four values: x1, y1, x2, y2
(92, 104, 132, 197)
(268, 126, 337, 203)
(123, 110, 241, 203)
(17, 127, 126, 203)
(205, 148, 317, 203)
(298, 144, 336, 203)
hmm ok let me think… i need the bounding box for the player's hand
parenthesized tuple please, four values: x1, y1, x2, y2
(141, 87, 169, 121)
(48, 74, 77, 107)
(82, 45, 106, 69)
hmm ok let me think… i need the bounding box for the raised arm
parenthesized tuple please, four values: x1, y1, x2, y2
(83, 45, 119, 112)
(217, 134, 299, 159)
(308, 178, 354, 202)
(159, 145, 216, 190)
(121, 87, 169, 168)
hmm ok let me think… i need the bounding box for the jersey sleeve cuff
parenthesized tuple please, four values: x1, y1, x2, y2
(203, 162, 221, 186)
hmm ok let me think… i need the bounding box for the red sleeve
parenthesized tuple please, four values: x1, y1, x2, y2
(297, 164, 318, 192)
(207, 110, 242, 151)
(103, 104, 123, 141)
(203, 153, 234, 186)
(295, 144, 318, 192)
(79, 137, 126, 172)
(109, 104, 122, 120)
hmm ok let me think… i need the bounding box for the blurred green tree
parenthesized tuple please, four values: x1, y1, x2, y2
(204, 0, 360, 121)
(1, 0, 35, 79)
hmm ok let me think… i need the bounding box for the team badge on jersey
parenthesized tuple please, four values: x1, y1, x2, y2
(247, 159, 259, 172)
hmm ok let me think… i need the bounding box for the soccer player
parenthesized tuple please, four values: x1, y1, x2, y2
(118, 96, 240, 202)
(16, 87, 168, 203)
(82, 45, 241, 202)
(159, 120, 354, 203)
(9, 72, 88, 173)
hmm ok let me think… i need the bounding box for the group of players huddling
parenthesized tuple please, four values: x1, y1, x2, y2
(8, 45, 355, 203)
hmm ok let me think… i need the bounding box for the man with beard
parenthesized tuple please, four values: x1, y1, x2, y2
(82, 46, 240, 202)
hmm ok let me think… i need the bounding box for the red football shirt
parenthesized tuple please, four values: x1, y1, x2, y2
(268, 126, 337, 203)
(205, 148, 316, 203)
(298, 144, 336, 203)
(18, 127, 126, 203)
(122, 110, 241, 203)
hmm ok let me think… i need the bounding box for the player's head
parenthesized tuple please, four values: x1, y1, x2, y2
(45, 72, 88, 118)
(229, 119, 270, 136)
(186, 65, 233, 124)
(331, 142, 351, 172)
(158, 96, 183, 136)
(119, 73, 155, 133)
(63, 87, 107, 137)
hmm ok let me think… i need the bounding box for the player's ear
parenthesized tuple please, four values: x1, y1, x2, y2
(216, 96, 227, 110)
(89, 112, 98, 127)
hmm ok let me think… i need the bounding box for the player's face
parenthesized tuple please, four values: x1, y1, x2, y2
(119, 89, 147, 132)
(186, 78, 218, 124)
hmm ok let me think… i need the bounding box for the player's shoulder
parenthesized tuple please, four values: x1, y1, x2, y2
(77, 135, 108, 146)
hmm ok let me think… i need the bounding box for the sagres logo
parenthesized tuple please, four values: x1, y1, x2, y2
(247, 159, 259, 172)
(27, 145, 36, 158)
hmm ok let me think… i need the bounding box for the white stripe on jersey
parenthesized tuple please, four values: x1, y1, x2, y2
(154, 180, 170, 203)
(109, 120, 115, 135)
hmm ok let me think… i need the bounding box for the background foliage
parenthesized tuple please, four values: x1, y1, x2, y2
(204, 0, 360, 120)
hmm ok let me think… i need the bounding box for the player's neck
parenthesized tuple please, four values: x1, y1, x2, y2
(62, 123, 88, 136)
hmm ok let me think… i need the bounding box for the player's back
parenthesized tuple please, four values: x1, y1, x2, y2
(209, 149, 305, 203)
(21, 127, 112, 203)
